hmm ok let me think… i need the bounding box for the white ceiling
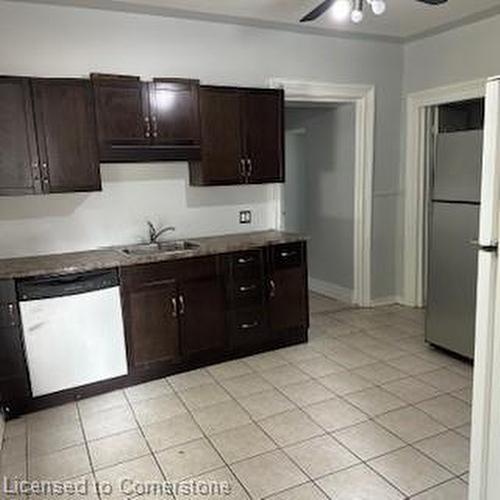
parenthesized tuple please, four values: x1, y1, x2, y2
(15, 0, 500, 41)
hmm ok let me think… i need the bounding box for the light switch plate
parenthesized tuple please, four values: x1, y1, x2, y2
(239, 210, 252, 224)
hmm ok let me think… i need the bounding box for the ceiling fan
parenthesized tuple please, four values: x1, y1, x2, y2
(300, 0, 448, 24)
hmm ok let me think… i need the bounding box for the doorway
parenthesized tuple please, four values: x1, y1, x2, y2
(270, 79, 375, 307)
(284, 103, 356, 304)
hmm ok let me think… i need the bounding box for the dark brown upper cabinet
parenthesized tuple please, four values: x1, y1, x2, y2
(91, 74, 201, 162)
(0, 77, 101, 196)
(32, 79, 101, 193)
(189, 86, 284, 186)
(0, 77, 41, 196)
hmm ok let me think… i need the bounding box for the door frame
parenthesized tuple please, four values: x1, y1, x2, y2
(403, 78, 486, 307)
(269, 78, 375, 307)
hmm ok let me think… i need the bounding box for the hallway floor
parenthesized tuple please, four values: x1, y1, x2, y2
(1, 294, 472, 499)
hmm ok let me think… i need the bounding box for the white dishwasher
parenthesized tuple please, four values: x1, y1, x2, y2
(18, 269, 128, 397)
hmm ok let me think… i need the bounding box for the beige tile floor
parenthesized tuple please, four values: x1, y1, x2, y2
(0, 292, 472, 499)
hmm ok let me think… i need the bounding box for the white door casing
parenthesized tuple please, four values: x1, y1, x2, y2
(403, 78, 486, 307)
(269, 78, 375, 307)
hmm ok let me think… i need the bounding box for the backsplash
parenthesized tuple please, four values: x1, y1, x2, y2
(0, 164, 278, 259)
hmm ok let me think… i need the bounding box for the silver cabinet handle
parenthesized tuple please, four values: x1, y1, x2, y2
(179, 294, 185, 315)
(151, 115, 158, 138)
(170, 297, 178, 318)
(246, 158, 253, 178)
(269, 279, 276, 298)
(7, 304, 16, 326)
(239, 284, 257, 293)
(280, 251, 297, 258)
(240, 321, 259, 330)
(239, 159, 246, 179)
(144, 116, 151, 138)
(237, 257, 254, 265)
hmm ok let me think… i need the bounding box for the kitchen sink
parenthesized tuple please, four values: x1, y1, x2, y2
(118, 240, 201, 256)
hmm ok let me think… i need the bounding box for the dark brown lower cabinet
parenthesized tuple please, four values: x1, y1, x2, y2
(180, 276, 226, 359)
(0, 281, 30, 419)
(122, 278, 181, 373)
(268, 242, 309, 337)
(1, 241, 308, 417)
(121, 256, 226, 375)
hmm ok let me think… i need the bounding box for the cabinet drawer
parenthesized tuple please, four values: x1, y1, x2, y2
(271, 243, 304, 269)
(229, 307, 267, 347)
(0, 303, 20, 327)
(229, 280, 264, 308)
(121, 256, 219, 288)
(230, 250, 264, 279)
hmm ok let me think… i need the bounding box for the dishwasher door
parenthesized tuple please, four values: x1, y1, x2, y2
(19, 271, 128, 397)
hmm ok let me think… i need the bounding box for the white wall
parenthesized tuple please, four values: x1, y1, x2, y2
(285, 105, 355, 295)
(0, 1, 403, 300)
(404, 14, 500, 94)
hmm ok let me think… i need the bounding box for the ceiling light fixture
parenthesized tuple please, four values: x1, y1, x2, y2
(369, 0, 387, 15)
(331, 0, 352, 22)
(327, 0, 387, 25)
(351, 0, 364, 23)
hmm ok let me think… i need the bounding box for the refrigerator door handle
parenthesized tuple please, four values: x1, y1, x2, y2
(470, 239, 499, 252)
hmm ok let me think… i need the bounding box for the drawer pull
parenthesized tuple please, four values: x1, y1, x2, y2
(170, 297, 178, 318)
(179, 294, 186, 316)
(239, 284, 257, 293)
(240, 321, 259, 330)
(280, 251, 297, 258)
(7, 303, 16, 325)
(237, 257, 254, 265)
(269, 279, 276, 299)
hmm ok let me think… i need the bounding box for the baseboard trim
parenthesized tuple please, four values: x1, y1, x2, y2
(370, 295, 404, 307)
(309, 278, 353, 304)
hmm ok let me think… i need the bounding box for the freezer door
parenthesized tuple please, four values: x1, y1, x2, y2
(433, 130, 483, 203)
(426, 202, 480, 358)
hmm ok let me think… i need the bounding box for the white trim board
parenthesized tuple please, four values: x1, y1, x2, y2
(270, 78, 375, 307)
(309, 278, 353, 304)
(403, 78, 487, 307)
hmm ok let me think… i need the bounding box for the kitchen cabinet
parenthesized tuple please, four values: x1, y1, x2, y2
(32, 79, 101, 193)
(225, 249, 269, 349)
(1, 238, 308, 417)
(121, 277, 180, 373)
(0, 77, 39, 195)
(91, 74, 201, 162)
(189, 86, 284, 186)
(0, 280, 30, 418)
(121, 256, 225, 373)
(180, 276, 226, 359)
(268, 242, 309, 336)
(0, 77, 101, 196)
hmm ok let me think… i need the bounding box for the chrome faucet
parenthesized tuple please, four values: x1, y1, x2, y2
(147, 221, 176, 244)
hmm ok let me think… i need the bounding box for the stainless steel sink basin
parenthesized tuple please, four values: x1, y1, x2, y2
(118, 240, 201, 256)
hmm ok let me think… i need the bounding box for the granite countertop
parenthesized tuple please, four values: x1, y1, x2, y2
(0, 230, 307, 280)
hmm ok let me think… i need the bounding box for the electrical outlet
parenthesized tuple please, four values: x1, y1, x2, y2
(239, 210, 252, 224)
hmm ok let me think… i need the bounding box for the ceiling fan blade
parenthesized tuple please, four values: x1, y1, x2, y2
(300, 0, 335, 22)
(415, 0, 448, 5)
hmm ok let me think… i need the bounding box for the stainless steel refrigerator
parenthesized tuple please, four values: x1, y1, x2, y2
(426, 127, 483, 359)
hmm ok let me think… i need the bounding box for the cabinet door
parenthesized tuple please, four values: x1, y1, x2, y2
(32, 79, 101, 193)
(91, 74, 150, 159)
(180, 276, 226, 359)
(0, 77, 40, 195)
(191, 87, 243, 185)
(150, 79, 201, 147)
(269, 244, 308, 333)
(243, 89, 284, 183)
(124, 279, 180, 372)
